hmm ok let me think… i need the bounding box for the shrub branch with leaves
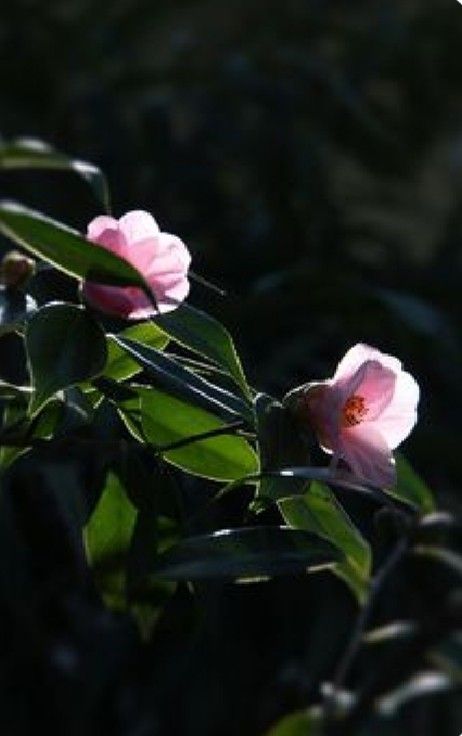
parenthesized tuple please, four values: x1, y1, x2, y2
(0, 138, 460, 736)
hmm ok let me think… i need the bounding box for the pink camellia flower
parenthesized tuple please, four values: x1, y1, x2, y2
(286, 344, 420, 488)
(82, 210, 191, 319)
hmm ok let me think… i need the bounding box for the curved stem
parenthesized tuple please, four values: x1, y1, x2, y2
(325, 536, 408, 724)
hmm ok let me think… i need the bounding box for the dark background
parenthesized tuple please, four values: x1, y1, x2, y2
(1, 1, 462, 734)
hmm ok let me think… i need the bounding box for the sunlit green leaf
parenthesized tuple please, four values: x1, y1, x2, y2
(266, 708, 323, 736)
(140, 387, 258, 481)
(388, 455, 435, 513)
(279, 482, 371, 604)
(105, 323, 169, 381)
(85, 471, 137, 610)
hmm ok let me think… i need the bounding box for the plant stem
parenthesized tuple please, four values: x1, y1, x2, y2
(156, 420, 247, 453)
(325, 536, 408, 723)
(0, 420, 248, 453)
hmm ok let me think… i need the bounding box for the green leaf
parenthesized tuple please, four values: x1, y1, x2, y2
(25, 303, 107, 413)
(388, 455, 435, 513)
(377, 671, 453, 717)
(363, 621, 417, 646)
(266, 708, 323, 736)
(279, 482, 371, 604)
(152, 526, 343, 581)
(0, 137, 110, 211)
(154, 304, 251, 399)
(255, 393, 309, 499)
(0, 381, 32, 400)
(0, 286, 36, 335)
(140, 387, 258, 481)
(0, 202, 154, 296)
(413, 545, 462, 577)
(85, 471, 137, 609)
(114, 335, 253, 422)
(105, 323, 169, 381)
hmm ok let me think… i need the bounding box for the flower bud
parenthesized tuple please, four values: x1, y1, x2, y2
(0, 250, 36, 289)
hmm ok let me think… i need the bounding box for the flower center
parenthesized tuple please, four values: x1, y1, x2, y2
(342, 395, 368, 427)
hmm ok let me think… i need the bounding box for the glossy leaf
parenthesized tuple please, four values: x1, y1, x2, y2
(155, 304, 251, 399)
(0, 137, 110, 211)
(114, 335, 252, 422)
(254, 393, 309, 499)
(413, 545, 462, 577)
(152, 526, 343, 580)
(140, 387, 258, 481)
(388, 455, 435, 513)
(26, 303, 107, 413)
(377, 671, 453, 717)
(363, 621, 417, 645)
(0, 202, 154, 296)
(85, 471, 137, 609)
(105, 323, 169, 381)
(280, 482, 371, 603)
(0, 286, 36, 335)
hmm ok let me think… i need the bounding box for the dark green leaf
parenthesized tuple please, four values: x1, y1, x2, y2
(280, 482, 371, 603)
(0, 202, 153, 295)
(0, 138, 110, 211)
(152, 526, 343, 581)
(140, 387, 258, 481)
(0, 381, 31, 400)
(154, 303, 251, 399)
(255, 393, 309, 499)
(363, 621, 417, 645)
(377, 671, 453, 717)
(25, 303, 107, 413)
(235, 465, 386, 500)
(114, 335, 253, 422)
(413, 545, 462, 577)
(0, 286, 36, 335)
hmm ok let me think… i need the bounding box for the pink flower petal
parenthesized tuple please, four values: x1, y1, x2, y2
(338, 424, 396, 488)
(355, 361, 396, 420)
(334, 344, 401, 383)
(372, 369, 419, 449)
(118, 210, 160, 245)
(87, 216, 119, 241)
(82, 282, 136, 319)
(154, 233, 192, 272)
(160, 276, 191, 311)
(83, 210, 191, 319)
(87, 216, 128, 259)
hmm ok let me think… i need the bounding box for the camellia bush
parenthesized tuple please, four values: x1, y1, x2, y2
(0, 138, 461, 735)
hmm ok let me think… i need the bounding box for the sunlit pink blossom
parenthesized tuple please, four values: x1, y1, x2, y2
(288, 344, 420, 487)
(82, 210, 191, 319)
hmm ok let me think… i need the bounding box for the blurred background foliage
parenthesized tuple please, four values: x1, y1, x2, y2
(1, 0, 462, 734)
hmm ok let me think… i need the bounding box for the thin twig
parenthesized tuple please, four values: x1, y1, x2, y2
(325, 536, 408, 724)
(0, 420, 248, 454)
(155, 420, 246, 453)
